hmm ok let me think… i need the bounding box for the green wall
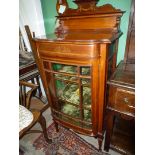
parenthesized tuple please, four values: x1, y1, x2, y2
(40, 0, 132, 64)
(40, 0, 57, 33)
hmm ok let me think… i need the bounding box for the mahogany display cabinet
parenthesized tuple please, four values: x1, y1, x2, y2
(32, 0, 124, 150)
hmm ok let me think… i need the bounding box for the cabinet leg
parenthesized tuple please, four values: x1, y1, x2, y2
(97, 134, 103, 151)
(53, 119, 59, 132)
(104, 112, 115, 152)
(98, 138, 103, 151)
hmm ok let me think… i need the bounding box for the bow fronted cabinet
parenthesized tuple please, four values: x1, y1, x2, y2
(31, 0, 124, 150)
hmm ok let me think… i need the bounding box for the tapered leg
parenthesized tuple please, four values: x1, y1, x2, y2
(104, 112, 115, 152)
(53, 119, 59, 132)
(39, 115, 52, 143)
(98, 135, 103, 151)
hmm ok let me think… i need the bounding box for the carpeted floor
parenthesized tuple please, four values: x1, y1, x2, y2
(19, 108, 120, 155)
(33, 123, 107, 155)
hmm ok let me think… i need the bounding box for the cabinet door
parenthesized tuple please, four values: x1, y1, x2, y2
(43, 61, 93, 130)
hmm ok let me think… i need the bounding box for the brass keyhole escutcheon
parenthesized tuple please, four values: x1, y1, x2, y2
(124, 97, 129, 103)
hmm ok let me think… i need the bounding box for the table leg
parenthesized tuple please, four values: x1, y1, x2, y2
(104, 111, 115, 152)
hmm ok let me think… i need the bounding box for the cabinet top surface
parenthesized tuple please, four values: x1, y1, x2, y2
(33, 29, 122, 44)
(108, 61, 135, 90)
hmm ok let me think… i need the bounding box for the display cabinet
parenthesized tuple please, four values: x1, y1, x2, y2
(32, 0, 124, 150)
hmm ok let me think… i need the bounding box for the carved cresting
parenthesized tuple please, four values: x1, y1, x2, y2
(55, 0, 124, 34)
(74, 0, 99, 12)
(56, 0, 123, 16)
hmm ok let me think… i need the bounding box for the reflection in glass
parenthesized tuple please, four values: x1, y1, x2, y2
(81, 78, 91, 85)
(54, 74, 78, 82)
(52, 63, 77, 74)
(56, 80, 80, 105)
(52, 63, 92, 129)
(62, 104, 80, 118)
(84, 110, 91, 122)
(61, 115, 81, 126)
(83, 86, 91, 108)
(55, 112, 92, 129)
(81, 66, 90, 76)
(60, 103, 91, 122)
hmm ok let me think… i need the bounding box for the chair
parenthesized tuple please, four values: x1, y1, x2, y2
(19, 80, 52, 143)
(23, 25, 49, 111)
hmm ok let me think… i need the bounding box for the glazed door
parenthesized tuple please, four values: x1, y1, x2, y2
(42, 60, 98, 134)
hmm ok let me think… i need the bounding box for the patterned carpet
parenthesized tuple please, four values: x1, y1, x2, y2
(33, 123, 108, 155)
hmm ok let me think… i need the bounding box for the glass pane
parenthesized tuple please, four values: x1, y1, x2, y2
(52, 110, 79, 124)
(61, 115, 81, 126)
(52, 63, 77, 74)
(83, 123, 92, 129)
(80, 66, 90, 76)
(54, 111, 92, 129)
(83, 86, 91, 108)
(61, 103, 80, 118)
(54, 74, 78, 82)
(55, 79, 80, 105)
(81, 78, 91, 85)
(84, 110, 92, 122)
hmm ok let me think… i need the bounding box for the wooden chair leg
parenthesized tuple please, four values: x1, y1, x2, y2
(38, 114, 52, 143)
